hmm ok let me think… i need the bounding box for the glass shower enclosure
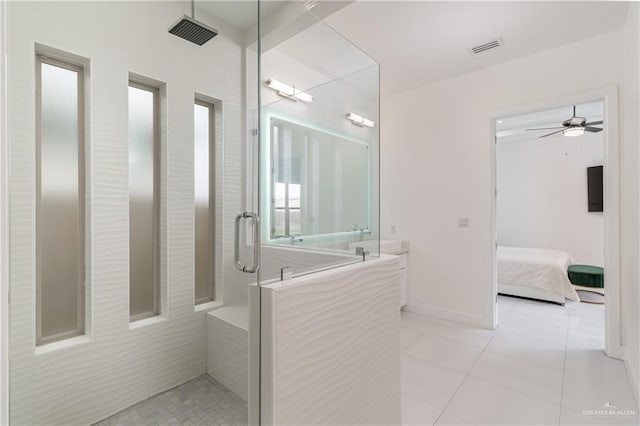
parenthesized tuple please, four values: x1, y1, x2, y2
(3, 1, 379, 424)
(254, 2, 381, 285)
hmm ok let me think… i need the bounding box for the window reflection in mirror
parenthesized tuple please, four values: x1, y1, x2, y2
(268, 116, 369, 241)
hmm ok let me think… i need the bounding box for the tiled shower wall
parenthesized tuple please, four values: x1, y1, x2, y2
(261, 256, 402, 425)
(7, 2, 250, 424)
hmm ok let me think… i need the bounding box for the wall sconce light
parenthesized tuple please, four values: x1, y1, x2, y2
(266, 79, 313, 103)
(346, 112, 375, 128)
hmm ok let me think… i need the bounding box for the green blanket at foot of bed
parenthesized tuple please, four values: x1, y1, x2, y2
(567, 264, 604, 288)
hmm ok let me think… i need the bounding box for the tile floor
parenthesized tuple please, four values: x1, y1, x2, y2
(93, 375, 247, 426)
(401, 295, 639, 425)
(94, 296, 637, 426)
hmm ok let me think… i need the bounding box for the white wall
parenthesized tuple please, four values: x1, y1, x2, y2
(7, 2, 249, 424)
(0, 0, 8, 424)
(497, 131, 605, 266)
(381, 31, 623, 327)
(621, 2, 640, 405)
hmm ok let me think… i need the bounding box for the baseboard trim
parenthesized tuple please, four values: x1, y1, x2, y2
(606, 343, 625, 361)
(404, 302, 488, 329)
(622, 346, 640, 409)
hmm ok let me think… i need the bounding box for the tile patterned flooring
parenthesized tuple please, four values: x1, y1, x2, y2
(94, 296, 638, 426)
(94, 375, 247, 426)
(401, 295, 639, 425)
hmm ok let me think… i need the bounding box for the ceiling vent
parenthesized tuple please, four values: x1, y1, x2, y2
(469, 38, 504, 55)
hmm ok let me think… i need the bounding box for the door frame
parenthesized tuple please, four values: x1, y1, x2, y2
(1, 0, 9, 423)
(489, 86, 622, 359)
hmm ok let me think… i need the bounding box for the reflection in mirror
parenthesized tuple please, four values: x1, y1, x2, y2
(267, 115, 369, 241)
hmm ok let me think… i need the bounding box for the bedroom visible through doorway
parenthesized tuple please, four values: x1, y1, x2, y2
(493, 98, 609, 351)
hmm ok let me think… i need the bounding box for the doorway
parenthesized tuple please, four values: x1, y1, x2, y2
(490, 88, 621, 359)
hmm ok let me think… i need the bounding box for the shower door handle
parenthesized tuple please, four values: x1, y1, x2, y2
(244, 212, 260, 273)
(234, 211, 260, 273)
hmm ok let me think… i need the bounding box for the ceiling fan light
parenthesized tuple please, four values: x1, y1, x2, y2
(563, 127, 584, 137)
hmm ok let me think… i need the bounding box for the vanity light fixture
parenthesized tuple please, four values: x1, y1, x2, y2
(266, 79, 313, 103)
(346, 112, 375, 128)
(563, 127, 585, 137)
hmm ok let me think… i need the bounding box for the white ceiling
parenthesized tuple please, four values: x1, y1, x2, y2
(197, 0, 353, 33)
(198, 0, 287, 31)
(324, 1, 630, 96)
(272, 21, 377, 82)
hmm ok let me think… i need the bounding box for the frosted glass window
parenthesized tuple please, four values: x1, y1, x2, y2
(36, 56, 85, 345)
(128, 82, 159, 321)
(194, 101, 214, 304)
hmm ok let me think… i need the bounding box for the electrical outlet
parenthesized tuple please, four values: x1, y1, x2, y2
(390, 224, 396, 234)
(458, 218, 469, 228)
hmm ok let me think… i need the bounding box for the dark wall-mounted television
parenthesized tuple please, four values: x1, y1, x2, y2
(587, 165, 604, 212)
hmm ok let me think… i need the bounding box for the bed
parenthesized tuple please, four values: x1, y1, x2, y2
(497, 246, 580, 305)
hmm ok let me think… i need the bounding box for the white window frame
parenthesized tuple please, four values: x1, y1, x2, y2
(194, 98, 216, 305)
(128, 79, 161, 322)
(35, 54, 86, 345)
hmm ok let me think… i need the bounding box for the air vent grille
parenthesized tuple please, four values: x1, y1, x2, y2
(469, 38, 504, 55)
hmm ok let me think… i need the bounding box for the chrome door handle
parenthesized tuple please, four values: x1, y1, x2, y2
(244, 212, 260, 273)
(234, 212, 244, 272)
(234, 211, 260, 273)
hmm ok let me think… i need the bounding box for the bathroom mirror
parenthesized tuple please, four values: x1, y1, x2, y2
(266, 115, 370, 240)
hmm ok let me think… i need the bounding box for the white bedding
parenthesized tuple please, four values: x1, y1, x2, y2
(497, 246, 579, 302)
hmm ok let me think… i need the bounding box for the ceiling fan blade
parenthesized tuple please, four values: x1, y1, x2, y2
(584, 120, 603, 126)
(525, 127, 564, 131)
(539, 128, 566, 138)
(584, 126, 603, 133)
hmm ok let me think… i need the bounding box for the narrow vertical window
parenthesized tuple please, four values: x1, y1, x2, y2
(271, 124, 302, 239)
(128, 81, 159, 321)
(273, 182, 301, 238)
(194, 100, 214, 304)
(36, 55, 85, 345)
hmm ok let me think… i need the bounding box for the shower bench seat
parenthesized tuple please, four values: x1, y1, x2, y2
(206, 305, 248, 401)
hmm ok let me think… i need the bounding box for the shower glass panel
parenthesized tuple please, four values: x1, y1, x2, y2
(258, 2, 380, 282)
(7, 0, 379, 423)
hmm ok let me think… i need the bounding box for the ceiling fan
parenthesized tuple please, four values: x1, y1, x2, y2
(526, 106, 603, 138)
